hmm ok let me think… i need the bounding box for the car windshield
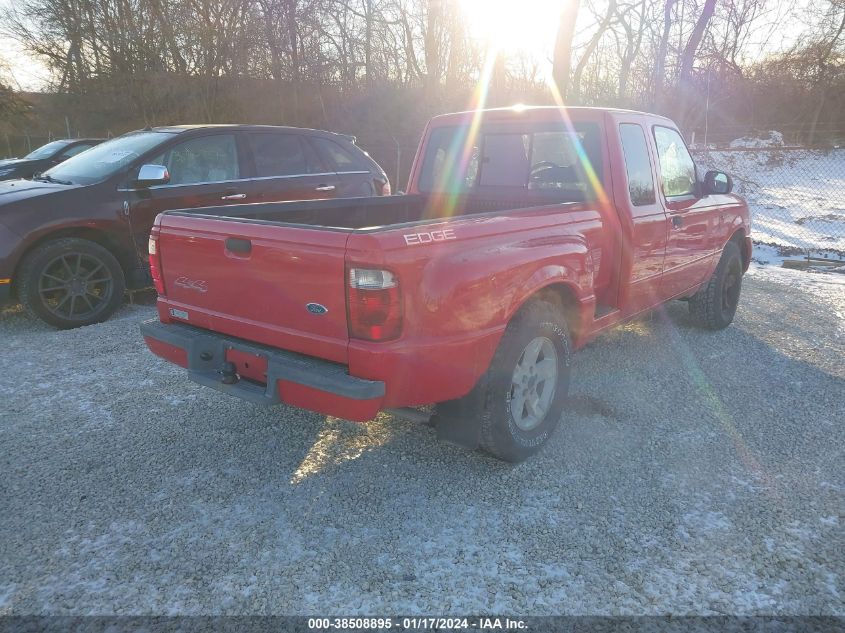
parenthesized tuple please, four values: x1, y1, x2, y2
(24, 141, 71, 160)
(418, 122, 604, 201)
(43, 132, 171, 185)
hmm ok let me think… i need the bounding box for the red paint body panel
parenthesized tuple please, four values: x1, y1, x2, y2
(143, 107, 751, 422)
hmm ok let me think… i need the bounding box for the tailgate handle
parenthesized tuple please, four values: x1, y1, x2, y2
(225, 238, 252, 253)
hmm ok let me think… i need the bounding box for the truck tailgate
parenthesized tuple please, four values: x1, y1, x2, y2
(156, 214, 350, 364)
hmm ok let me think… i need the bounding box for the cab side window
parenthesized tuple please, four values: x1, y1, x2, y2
(151, 134, 239, 185)
(653, 126, 696, 198)
(619, 124, 656, 206)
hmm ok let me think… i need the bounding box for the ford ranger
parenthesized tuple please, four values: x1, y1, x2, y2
(141, 107, 751, 462)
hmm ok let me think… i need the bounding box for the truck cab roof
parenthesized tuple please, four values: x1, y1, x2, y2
(429, 105, 676, 126)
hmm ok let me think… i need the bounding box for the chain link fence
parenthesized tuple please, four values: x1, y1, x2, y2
(692, 146, 845, 259)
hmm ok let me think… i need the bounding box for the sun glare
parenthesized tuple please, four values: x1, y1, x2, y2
(458, 0, 561, 57)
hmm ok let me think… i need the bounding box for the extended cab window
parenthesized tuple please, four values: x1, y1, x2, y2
(653, 126, 696, 198)
(248, 133, 321, 177)
(419, 122, 602, 201)
(151, 134, 239, 185)
(619, 124, 656, 206)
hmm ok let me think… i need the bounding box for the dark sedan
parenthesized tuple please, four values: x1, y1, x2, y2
(0, 124, 391, 328)
(0, 138, 104, 181)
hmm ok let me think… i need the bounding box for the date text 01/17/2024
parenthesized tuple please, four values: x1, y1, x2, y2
(306, 617, 528, 630)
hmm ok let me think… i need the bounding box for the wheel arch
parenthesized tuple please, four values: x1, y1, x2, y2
(12, 227, 132, 297)
(509, 280, 586, 347)
(728, 227, 750, 269)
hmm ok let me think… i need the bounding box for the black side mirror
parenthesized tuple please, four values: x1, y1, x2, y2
(703, 170, 732, 195)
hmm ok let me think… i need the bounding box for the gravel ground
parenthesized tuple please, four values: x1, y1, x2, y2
(0, 266, 843, 615)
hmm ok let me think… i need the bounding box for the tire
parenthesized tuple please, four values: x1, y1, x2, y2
(18, 238, 126, 329)
(688, 240, 743, 330)
(476, 300, 572, 462)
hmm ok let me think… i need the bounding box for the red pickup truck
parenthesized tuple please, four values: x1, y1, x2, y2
(141, 107, 751, 462)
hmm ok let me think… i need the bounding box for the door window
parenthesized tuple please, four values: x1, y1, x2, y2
(619, 124, 656, 206)
(653, 126, 696, 198)
(151, 134, 239, 185)
(248, 133, 322, 177)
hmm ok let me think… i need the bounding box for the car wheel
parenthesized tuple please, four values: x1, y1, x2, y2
(688, 240, 743, 330)
(18, 238, 126, 329)
(477, 300, 572, 462)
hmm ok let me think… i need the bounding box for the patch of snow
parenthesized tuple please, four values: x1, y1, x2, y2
(729, 131, 785, 149)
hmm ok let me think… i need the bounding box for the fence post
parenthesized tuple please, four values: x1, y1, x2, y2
(391, 135, 401, 192)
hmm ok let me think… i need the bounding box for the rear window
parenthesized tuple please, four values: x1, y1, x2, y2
(311, 137, 367, 172)
(248, 133, 322, 177)
(418, 122, 603, 200)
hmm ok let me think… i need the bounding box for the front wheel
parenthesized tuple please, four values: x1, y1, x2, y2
(477, 300, 572, 462)
(688, 240, 743, 330)
(17, 237, 126, 329)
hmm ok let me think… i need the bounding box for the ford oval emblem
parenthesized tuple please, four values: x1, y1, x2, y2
(306, 303, 328, 315)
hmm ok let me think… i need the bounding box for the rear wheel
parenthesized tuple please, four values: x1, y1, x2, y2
(477, 300, 572, 462)
(18, 238, 126, 329)
(688, 240, 743, 330)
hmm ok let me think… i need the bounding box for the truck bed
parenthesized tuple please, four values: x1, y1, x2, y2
(165, 192, 580, 231)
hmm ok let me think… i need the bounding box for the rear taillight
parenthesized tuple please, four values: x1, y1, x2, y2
(381, 180, 391, 196)
(148, 229, 165, 295)
(347, 268, 402, 341)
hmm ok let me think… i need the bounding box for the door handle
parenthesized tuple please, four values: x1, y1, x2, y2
(225, 238, 252, 253)
(221, 193, 246, 200)
(315, 185, 336, 192)
(671, 215, 684, 229)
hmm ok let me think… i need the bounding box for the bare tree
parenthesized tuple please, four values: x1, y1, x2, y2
(571, 0, 618, 102)
(552, 0, 581, 98)
(679, 0, 717, 84)
(652, 0, 677, 108)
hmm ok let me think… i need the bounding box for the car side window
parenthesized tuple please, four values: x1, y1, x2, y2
(59, 143, 95, 159)
(311, 137, 364, 172)
(249, 133, 322, 177)
(653, 126, 696, 198)
(619, 124, 656, 206)
(150, 134, 239, 186)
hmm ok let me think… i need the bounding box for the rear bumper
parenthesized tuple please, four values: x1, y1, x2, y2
(140, 319, 386, 421)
